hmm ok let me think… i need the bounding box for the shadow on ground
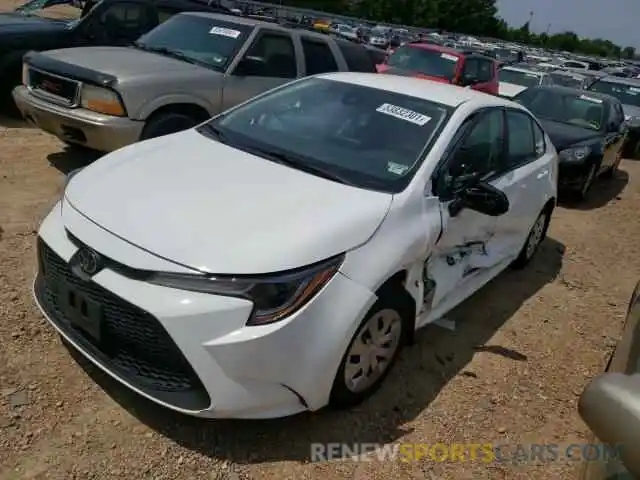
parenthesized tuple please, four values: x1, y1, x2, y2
(67, 236, 565, 464)
(0, 115, 31, 129)
(560, 169, 629, 210)
(47, 146, 102, 174)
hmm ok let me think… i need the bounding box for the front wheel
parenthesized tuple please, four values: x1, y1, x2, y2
(330, 296, 409, 408)
(140, 112, 200, 141)
(511, 210, 549, 269)
(576, 163, 597, 201)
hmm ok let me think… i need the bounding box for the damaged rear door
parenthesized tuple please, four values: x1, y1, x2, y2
(423, 107, 512, 320)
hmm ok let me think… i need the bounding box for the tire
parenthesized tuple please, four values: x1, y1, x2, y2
(601, 156, 620, 179)
(140, 112, 201, 141)
(329, 292, 412, 408)
(576, 163, 597, 201)
(621, 137, 638, 159)
(511, 209, 550, 269)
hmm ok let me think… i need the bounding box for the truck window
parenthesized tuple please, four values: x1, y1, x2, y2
(98, 2, 151, 40)
(157, 8, 180, 23)
(243, 32, 297, 78)
(301, 38, 338, 75)
(336, 42, 376, 72)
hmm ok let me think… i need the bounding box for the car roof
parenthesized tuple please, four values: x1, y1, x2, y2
(549, 69, 586, 79)
(529, 85, 619, 103)
(404, 42, 463, 57)
(502, 65, 544, 75)
(592, 76, 640, 87)
(318, 72, 511, 108)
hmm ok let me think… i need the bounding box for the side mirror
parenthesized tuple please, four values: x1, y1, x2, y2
(579, 372, 640, 476)
(449, 181, 509, 217)
(235, 55, 266, 76)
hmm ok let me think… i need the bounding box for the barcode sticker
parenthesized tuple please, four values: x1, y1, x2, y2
(376, 103, 431, 126)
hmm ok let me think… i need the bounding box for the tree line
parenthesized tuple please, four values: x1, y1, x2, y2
(280, 0, 636, 59)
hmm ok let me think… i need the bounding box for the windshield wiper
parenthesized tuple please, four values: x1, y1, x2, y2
(248, 146, 357, 187)
(199, 123, 228, 144)
(133, 43, 207, 67)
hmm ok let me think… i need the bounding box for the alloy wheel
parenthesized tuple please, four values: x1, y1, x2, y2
(581, 164, 597, 198)
(526, 213, 547, 260)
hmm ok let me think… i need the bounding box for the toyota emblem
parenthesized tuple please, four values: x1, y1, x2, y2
(78, 248, 101, 276)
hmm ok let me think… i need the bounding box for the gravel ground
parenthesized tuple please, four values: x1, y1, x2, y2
(0, 10, 639, 479)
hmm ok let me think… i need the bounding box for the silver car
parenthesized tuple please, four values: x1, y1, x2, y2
(13, 12, 375, 152)
(579, 280, 640, 479)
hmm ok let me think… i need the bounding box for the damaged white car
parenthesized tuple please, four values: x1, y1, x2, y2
(33, 72, 557, 419)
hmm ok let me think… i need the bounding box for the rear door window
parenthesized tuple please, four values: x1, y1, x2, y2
(301, 38, 338, 75)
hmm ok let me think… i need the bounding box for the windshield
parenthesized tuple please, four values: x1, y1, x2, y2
(387, 45, 459, 81)
(199, 78, 452, 193)
(515, 89, 605, 131)
(15, 0, 82, 22)
(134, 14, 251, 71)
(548, 73, 583, 89)
(498, 69, 542, 87)
(589, 81, 640, 107)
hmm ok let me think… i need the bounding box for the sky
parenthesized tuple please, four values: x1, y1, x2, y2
(496, 0, 640, 48)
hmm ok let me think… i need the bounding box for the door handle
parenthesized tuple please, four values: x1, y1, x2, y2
(536, 169, 548, 179)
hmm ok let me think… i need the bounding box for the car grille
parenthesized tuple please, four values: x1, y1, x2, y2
(34, 238, 210, 411)
(27, 68, 80, 107)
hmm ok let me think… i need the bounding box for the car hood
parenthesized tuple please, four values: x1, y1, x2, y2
(0, 11, 70, 34)
(378, 65, 451, 83)
(41, 46, 209, 82)
(538, 119, 602, 151)
(498, 82, 527, 98)
(64, 129, 393, 274)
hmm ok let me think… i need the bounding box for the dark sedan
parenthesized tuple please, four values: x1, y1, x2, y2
(513, 86, 626, 200)
(588, 76, 640, 159)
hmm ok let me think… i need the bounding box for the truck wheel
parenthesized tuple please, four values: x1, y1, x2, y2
(140, 112, 200, 140)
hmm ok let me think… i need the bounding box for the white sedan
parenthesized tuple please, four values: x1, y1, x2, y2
(33, 73, 558, 419)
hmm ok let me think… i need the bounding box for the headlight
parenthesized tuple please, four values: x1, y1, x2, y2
(558, 145, 591, 161)
(147, 255, 344, 326)
(80, 84, 125, 116)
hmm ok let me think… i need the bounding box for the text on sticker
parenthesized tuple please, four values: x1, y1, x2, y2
(579, 95, 603, 104)
(209, 26, 241, 38)
(440, 53, 458, 62)
(376, 103, 431, 126)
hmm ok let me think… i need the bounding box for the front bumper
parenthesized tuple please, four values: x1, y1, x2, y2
(12, 86, 143, 152)
(32, 202, 376, 419)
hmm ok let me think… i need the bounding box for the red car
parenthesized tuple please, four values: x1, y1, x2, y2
(377, 43, 499, 95)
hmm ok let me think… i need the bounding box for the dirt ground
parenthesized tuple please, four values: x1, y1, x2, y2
(1, 5, 640, 480)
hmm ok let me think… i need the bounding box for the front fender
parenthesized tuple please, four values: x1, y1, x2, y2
(129, 92, 217, 121)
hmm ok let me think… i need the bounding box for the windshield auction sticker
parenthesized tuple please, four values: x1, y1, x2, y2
(579, 95, 603, 104)
(440, 53, 459, 62)
(209, 26, 241, 38)
(376, 103, 431, 126)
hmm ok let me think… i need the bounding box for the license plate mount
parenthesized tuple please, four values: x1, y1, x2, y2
(52, 279, 103, 342)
